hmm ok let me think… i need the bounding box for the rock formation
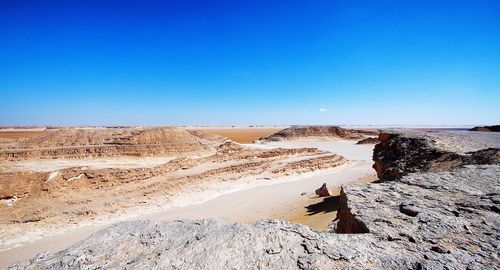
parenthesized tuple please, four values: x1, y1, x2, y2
(373, 129, 500, 181)
(259, 126, 368, 141)
(469, 125, 500, 132)
(7, 219, 388, 270)
(315, 183, 331, 197)
(356, 137, 380, 144)
(0, 127, 212, 160)
(331, 165, 500, 269)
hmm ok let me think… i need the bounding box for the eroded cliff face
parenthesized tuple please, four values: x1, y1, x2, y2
(335, 165, 499, 269)
(372, 130, 500, 181)
(0, 128, 212, 160)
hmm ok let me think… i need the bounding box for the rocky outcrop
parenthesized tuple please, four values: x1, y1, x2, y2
(187, 130, 228, 142)
(260, 126, 365, 141)
(0, 128, 212, 160)
(332, 165, 500, 269)
(356, 137, 380, 144)
(470, 125, 500, 132)
(8, 219, 381, 270)
(315, 183, 331, 197)
(373, 130, 500, 181)
(215, 140, 244, 154)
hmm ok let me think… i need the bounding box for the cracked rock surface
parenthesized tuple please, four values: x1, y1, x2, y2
(334, 165, 500, 269)
(373, 129, 500, 181)
(9, 219, 386, 270)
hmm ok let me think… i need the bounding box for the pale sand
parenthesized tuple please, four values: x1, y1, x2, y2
(0, 139, 375, 268)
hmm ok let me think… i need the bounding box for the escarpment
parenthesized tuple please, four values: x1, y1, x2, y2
(332, 165, 500, 269)
(372, 130, 500, 181)
(0, 127, 212, 161)
(259, 126, 375, 141)
(329, 129, 500, 268)
(469, 125, 500, 132)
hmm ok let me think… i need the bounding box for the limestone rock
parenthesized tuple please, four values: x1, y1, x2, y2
(372, 129, 500, 181)
(315, 183, 331, 197)
(0, 127, 212, 161)
(9, 219, 384, 270)
(332, 165, 500, 269)
(260, 126, 366, 141)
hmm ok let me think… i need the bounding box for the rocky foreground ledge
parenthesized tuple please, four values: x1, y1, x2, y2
(10, 130, 500, 269)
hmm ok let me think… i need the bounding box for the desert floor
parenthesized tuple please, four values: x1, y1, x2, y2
(187, 126, 285, 143)
(0, 137, 375, 268)
(0, 129, 46, 139)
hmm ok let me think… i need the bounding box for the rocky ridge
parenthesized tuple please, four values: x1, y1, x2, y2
(470, 125, 500, 132)
(259, 126, 375, 142)
(373, 129, 500, 181)
(0, 128, 212, 160)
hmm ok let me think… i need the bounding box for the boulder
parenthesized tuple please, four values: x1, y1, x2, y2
(315, 183, 331, 197)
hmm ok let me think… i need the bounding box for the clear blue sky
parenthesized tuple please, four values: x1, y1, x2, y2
(1, 0, 499, 126)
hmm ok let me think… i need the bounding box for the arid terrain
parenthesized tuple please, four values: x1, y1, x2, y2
(0, 125, 380, 267)
(2, 0, 497, 268)
(3, 126, 498, 269)
(187, 127, 284, 144)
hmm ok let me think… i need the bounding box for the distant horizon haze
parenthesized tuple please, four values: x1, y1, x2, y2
(1, 1, 499, 126)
